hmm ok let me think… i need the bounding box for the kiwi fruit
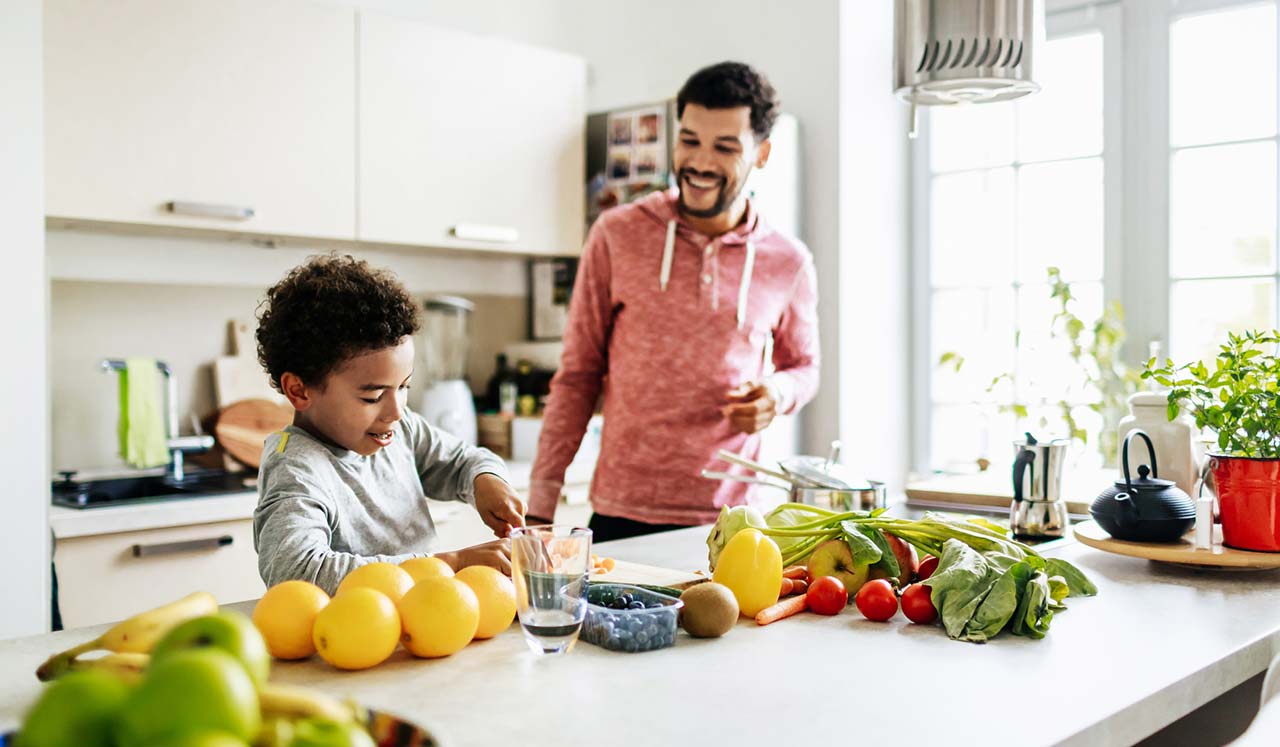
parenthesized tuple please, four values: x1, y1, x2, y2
(679, 582, 739, 638)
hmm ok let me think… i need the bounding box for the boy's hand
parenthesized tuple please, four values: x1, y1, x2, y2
(436, 539, 512, 576)
(474, 473, 526, 539)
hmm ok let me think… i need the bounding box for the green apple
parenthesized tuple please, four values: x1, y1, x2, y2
(290, 718, 377, 747)
(145, 732, 249, 747)
(113, 648, 260, 747)
(806, 539, 870, 596)
(16, 669, 131, 747)
(151, 611, 270, 687)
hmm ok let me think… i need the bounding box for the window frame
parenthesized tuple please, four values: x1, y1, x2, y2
(910, 3, 1124, 473)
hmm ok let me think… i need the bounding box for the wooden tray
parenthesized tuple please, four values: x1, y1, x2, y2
(1074, 520, 1280, 570)
(589, 559, 707, 590)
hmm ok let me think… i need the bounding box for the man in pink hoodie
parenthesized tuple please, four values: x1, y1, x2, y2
(528, 61, 820, 541)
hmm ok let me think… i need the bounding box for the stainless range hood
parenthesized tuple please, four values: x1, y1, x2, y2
(894, 0, 1045, 137)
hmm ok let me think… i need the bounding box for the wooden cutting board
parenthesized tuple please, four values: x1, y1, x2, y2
(590, 559, 708, 590)
(213, 319, 285, 407)
(213, 398, 294, 469)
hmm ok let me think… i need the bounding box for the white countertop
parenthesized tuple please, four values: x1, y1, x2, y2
(49, 460, 589, 539)
(8, 525, 1280, 745)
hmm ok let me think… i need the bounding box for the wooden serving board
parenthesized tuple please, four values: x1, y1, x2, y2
(589, 559, 708, 590)
(1074, 519, 1280, 570)
(214, 398, 294, 469)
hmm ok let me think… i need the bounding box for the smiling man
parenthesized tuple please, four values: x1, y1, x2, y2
(528, 62, 820, 541)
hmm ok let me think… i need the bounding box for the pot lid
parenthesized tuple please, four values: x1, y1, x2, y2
(778, 456, 871, 491)
(1114, 463, 1174, 490)
(1128, 391, 1170, 407)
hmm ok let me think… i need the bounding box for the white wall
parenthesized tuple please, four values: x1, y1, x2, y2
(837, 2, 912, 489)
(1, 0, 52, 638)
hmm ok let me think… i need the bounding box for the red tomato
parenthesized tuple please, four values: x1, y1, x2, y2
(900, 583, 937, 624)
(854, 579, 898, 622)
(917, 555, 940, 581)
(805, 576, 848, 616)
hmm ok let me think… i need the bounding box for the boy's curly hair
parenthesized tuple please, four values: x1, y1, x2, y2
(257, 254, 420, 390)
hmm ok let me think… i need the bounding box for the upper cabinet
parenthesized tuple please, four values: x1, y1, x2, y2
(44, 0, 357, 240)
(358, 13, 586, 256)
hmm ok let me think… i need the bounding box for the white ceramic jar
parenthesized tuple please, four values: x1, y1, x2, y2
(1117, 391, 1204, 497)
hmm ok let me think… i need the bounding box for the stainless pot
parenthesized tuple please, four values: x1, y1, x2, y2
(700, 470, 888, 512)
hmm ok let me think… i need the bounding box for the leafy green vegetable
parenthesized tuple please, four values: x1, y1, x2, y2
(1012, 570, 1054, 639)
(1046, 558, 1098, 597)
(923, 541, 999, 639)
(840, 521, 888, 570)
(960, 562, 1024, 643)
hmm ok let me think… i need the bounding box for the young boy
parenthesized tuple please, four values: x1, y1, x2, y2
(252, 254, 526, 594)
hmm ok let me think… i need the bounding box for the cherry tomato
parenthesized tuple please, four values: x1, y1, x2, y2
(854, 579, 898, 622)
(900, 583, 937, 624)
(805, 575, 848, 616)
(917, 555, 940, 581)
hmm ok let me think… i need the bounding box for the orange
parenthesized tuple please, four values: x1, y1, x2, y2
(400, 556, 455, 583)
(335, 562, 415, 604)
(312, 588, 401, 670)
(454, 566, 516, 639)
(252, 580, 330, 660)
(396, 578, 479, 658)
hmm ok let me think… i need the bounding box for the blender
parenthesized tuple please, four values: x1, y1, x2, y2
(418, 295, 478, 445)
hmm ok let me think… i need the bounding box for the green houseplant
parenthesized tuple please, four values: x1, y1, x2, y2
(1143, 329, 1280, 551)
(939, 267, 1143, 467)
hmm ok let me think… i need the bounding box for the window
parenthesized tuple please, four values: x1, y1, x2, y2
(913, 0, 1280, 474)
(1168, 2, 1278, 365)
(918, 20, 1111, 472)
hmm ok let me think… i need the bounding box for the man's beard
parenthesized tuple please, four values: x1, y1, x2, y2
(676, 168, 749, 219)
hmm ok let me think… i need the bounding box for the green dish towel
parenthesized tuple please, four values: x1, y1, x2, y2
(119, 357, 169, 468)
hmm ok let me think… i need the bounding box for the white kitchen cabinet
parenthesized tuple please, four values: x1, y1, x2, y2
(358, 13, 586, 255)
(43, 0, 356, 240)
(55, 518, 264, 629)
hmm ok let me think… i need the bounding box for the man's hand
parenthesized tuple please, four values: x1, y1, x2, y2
(722, 382, 778, 435)
(436, 539, 511, 575)
(474, 473, 526, 539)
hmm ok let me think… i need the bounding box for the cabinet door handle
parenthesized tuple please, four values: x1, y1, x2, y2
(131, 535, 233, 558)
(165, 201, 255, 220)
(451, 224, 519, 243)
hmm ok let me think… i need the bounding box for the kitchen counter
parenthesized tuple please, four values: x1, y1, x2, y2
(5, 526, 1280, 745)
(49, 459, 592, 539)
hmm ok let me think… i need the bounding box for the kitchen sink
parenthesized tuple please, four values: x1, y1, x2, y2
(51, 469, 254, 509)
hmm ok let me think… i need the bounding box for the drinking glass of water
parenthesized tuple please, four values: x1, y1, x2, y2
(511, 525, 592, 656)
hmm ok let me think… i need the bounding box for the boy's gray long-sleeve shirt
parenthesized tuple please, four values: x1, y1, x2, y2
(253, 410, 509, 595)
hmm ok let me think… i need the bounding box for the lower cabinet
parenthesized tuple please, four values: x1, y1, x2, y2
(55, 519, 264, 629)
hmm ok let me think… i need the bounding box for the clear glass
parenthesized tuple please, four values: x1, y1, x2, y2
(930, 168, 1016, 288)
(1169, 141, 1277, 278)
(1017, 158, 1105, 283)
(1170, 3, 1277, 148)
(510, 525, 592, 656)
(1169, 277, 1276, 365)
(1016, 32, 1104, 163)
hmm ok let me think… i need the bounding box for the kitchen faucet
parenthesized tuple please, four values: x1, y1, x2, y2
(100, 359, 214, 481)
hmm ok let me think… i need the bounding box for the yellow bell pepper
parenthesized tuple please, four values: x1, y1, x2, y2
(711, 528, 783, 617)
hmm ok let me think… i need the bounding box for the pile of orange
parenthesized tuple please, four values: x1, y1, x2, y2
(252, 557, 516, 671)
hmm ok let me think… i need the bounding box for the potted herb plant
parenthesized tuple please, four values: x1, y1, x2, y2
(1143, 330, 1280, 552)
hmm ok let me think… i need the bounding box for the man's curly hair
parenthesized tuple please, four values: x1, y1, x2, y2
(256, 254, 421, 390)
(677, 61, 780, 141)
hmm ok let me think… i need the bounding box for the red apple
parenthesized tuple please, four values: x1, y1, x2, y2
(867, 532, 919, 588)
(806, 539, 870, 596)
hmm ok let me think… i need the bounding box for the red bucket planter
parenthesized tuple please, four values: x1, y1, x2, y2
(1211, 455, 1280, 552)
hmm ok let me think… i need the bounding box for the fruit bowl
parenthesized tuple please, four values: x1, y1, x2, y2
(582, 583, 682, 653)
(0, 707, 440, 747)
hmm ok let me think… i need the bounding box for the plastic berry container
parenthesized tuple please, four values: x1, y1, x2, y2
(582, 583, 683, 653)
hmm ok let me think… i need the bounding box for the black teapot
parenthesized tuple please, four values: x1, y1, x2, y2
(1090, 429, 1196, 542)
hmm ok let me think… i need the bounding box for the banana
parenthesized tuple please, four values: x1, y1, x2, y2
(259, 682, 360, 724)
(65, 651, 150, 684)
(37, 591, 218, 680)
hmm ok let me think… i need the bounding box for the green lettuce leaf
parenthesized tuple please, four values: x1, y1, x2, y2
(1046, 558, 1098, 597)
(923, 540, 1001, 639)
(840, 520, 884, 568)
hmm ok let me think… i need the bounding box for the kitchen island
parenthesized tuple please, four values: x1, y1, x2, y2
(3, 525, 1280, 746)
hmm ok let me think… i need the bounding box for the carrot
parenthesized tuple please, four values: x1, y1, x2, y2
(755, 594, 809, 625)
(791, 578, 808, 595)
(779, 578, 795, 596)
(783, 566, 808, 580)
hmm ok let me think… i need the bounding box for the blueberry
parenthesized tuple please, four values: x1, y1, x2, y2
(628, 601, 645, 610)
(636, 630, 649, 644)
